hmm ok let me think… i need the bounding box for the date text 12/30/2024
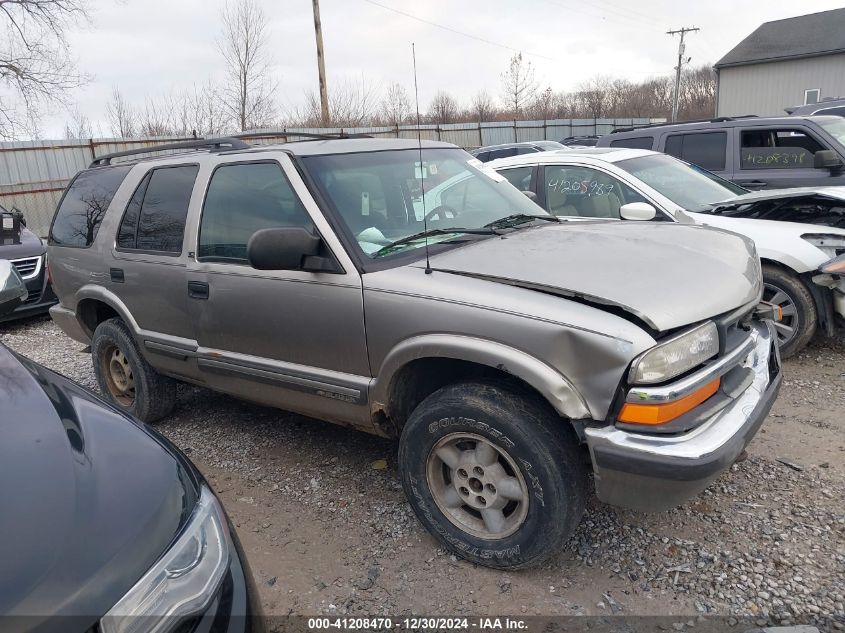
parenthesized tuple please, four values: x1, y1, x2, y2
(307, 617, 529, 631)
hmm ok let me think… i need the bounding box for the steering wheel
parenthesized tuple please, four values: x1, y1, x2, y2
(424, 205, 460, 222)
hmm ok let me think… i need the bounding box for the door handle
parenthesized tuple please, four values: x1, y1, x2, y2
(188, 281, 209, 300)
(743, 180, 767, 188)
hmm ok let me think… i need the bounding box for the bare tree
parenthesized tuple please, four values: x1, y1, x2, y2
(469, 90, 496, 122)
(0, 0, 90, 139)
(379, 82, 409, 126)
(500, 52, 537, 118)
(219, 0, 276, 131)
(137, 95, 176, 137)
(680, 64, 716, 120)
(105, 86, 136, 138)
(63, 106, 92, 139)
(295, 77, 379, 127)
(428, 91, 459, 124)
(576, 76, 613, 118)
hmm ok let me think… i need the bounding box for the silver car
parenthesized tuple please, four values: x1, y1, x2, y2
(47, 137, 781, 570)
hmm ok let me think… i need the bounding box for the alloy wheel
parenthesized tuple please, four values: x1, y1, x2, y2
(763, 282, 799, 347)
(426, 432, 530, 539)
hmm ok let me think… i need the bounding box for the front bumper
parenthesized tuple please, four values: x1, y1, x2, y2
(585, 320, 781, 512)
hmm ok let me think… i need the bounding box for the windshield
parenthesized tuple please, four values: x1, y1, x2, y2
(616, 153, 746, 212)
(303, 148, 546, 258)
(818, 117, 845, 146)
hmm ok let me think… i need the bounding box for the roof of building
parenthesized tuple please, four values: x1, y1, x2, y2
(715, 8, 845, 69)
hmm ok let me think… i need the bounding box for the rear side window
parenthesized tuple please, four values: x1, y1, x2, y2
(488, 148, 518, 161)
(49, 166, 132, 247)
(664, 132, 726, 171)
(117, 165, 198, 254)
(609, 136, 654, 150)
(199, 162, 313, 262)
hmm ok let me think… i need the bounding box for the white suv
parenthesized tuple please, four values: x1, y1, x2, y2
(484, 148, 845, 357)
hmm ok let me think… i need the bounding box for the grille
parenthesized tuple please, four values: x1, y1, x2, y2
(10, 256, 41, 280)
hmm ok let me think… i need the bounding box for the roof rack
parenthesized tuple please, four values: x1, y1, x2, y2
(609, 115, 759, 134)
(234, 131, 373, 142)
(89, 137, 251, 167)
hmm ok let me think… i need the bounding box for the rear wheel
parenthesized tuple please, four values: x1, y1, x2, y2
(398, 381, 586, 570)
(762, 264, 816, 358)
(91, 317, 176, 422)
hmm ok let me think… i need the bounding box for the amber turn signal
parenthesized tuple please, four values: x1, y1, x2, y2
(619, 378, 721, 425)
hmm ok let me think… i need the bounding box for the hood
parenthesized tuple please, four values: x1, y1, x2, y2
(422, 221, 761, 332)
(0, 226, 45, 260)
(707, 187, 845, 230)
(0, 346, 199, 630)
(715, 186, 845, 207)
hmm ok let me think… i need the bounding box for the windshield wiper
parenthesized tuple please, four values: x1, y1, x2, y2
(484, 213, 561, 229)
(372, 227, 499, 257)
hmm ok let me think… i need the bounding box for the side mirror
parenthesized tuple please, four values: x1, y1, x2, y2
(619, 202, 657, 221)
(0, 260, 27, 317)
(522, 190, 538, 202)
(247, 227, 339, 273)
(814, 149, 844, 170)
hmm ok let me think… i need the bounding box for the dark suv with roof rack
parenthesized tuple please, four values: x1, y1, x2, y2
(597, 115, 845, 190)
(46, 134, 779, 570)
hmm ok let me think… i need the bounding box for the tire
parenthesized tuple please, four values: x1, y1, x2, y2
(91, 317, 177, 423)
(398, 380, 587, 570)
(762, 264, 817, 359)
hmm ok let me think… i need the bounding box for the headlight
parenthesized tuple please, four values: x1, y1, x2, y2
(100, 487, 230, 633)
(802, 234, 845, 259)
(629, 321, 719, 384)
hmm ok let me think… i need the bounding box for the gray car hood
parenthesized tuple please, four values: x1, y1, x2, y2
(423, 221, 761, 332)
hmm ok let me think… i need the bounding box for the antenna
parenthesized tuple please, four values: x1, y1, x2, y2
(412, 43, 432, 275)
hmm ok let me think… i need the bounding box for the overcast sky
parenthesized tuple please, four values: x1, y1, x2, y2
(41, 0, 845, 137)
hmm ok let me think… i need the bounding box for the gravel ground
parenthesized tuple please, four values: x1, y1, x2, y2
(2, 316, 844, 630)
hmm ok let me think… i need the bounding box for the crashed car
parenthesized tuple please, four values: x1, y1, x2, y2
(0, 206, 57, 322)
(487, 148, 845, 357)
(48, 136, 780, 570)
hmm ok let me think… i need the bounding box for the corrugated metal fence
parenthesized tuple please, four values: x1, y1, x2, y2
(0, 117, 659, 236)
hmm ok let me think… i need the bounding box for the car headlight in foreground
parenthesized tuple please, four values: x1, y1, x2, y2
(100, 486, 229, 633)
(628, 321, 719, 385)
(802, 233, 845, 259)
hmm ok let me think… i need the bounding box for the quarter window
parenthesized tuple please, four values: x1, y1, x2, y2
(199, 162, 313, 262)
(740, 128, 825, 170)
(117, 165, 198, 253)
(664, 132, 727, 171)
(609, 136, 654, 150)
(499, 166, 533, 191)
(49, 166, 132, 247)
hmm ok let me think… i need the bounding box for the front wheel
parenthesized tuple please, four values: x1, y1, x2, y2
(398, 381, 586, 569)
(762, 264, 817, 359)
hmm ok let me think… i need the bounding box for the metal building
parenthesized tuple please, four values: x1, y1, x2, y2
(715, 8, 845, 117)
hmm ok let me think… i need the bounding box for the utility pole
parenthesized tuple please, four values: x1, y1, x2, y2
(312, 0, 330, 125)
(667, 26, 699, 122)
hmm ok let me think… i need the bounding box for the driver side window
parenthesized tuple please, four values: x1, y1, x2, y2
(199, 162, 313, 262)
(542, 165, 646, 218)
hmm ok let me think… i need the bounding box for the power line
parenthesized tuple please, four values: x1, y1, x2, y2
(362, 0, 557, 61)
(539, 0, 660, 31)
